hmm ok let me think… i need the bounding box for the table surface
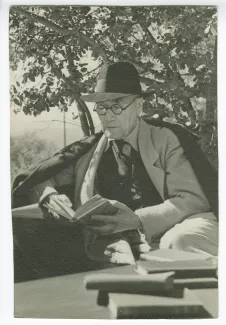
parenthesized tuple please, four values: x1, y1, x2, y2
(14, 265, 218, 319)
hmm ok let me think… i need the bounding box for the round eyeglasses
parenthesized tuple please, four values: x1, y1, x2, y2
(93, 96, 139, 116)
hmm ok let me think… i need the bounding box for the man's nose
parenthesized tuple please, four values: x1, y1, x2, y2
(105, 109, 115, 121)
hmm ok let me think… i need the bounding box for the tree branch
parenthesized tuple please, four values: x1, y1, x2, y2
(77, 99, 95, 135)
(75, 99, 90, 136)
(12, 6, 110, 63)
(82, 62, 103, 78)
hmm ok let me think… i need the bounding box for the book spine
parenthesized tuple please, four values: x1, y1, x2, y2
(112, 304, 204, 319)
(85, 274, 174, 293)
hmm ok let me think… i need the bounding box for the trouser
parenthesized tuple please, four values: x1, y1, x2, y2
(159, 212, 218, 256)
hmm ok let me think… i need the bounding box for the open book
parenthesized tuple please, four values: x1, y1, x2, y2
(71, 194, 118, 223)
(12, 194, 118, 223)
(12, 197, 75, 220)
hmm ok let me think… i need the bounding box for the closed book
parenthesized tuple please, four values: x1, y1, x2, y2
(12, 203, 44, 219)
(108, 288, 210, 319)
(84, 271, 174, 294)
(140, 249, 214, 262)
(136, 256, 217, 278)
(174, 277, 218, 289)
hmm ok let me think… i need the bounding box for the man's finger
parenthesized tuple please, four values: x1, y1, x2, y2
(53, 211, 60, 220)
(104, 249, 112, 257)
(90, 214, 118, 223)
(56, 195, 73, 207)
(48, 211, 60, 220)
(84, 224, 115, 235)
(110, 252, 135, 265)
(107, 240, 133, 253)
(84, 225, 104, 234)
(132, 243, 151, 253)
(108, 200, 132, 212)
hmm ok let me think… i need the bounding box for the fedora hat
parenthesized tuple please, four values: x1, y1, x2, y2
(80, 61, 153, 102)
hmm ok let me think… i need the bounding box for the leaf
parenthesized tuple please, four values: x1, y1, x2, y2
(18, 94, 24, 101)
(12, 85, 17, 94)
(13, 98, 21, 106)
(47, 57, 53, 66)
(71, 70, 81, 79)
(179, 62, 186, 70)
(204, 25, 210, 34)
(144, 92, 155, 101)
(28, 73, 35, 82)
(210, 26, 217, 36)
(60, 97, 65, 104)
(22, 74, 28, 83)
(48, 80, 54, 86)
(34, 101, 45, 112)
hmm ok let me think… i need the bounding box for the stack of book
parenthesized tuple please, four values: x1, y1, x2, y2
(84, 249, 218, 319)
(12, 197, 218, 319)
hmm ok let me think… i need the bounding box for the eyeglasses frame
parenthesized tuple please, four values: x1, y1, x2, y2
(93, 95, 140, 116)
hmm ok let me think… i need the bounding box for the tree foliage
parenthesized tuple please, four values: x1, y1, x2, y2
(10, 133, 57, 181)
(9, 5, 217, 167)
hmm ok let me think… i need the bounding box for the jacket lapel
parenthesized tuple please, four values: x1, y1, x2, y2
(138, 119, 165, 200)
(73, 135, 107, 208)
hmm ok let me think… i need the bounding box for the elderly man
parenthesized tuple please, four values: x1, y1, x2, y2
(13, 62, 218, 266)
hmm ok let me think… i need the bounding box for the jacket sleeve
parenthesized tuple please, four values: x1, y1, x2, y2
(135, 128, 210, 241)
(27, 165, 75, 204)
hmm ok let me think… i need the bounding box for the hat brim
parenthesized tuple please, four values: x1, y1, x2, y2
(80, 93, 132, 102)
(80, 91, 154, 102)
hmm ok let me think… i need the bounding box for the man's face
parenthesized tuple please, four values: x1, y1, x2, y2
(96, 95, 141, 139)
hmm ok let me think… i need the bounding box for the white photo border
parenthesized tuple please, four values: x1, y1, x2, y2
(1, 1, 225, 324)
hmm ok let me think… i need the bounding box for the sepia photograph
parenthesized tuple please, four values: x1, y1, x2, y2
(8, 4, 218, 320)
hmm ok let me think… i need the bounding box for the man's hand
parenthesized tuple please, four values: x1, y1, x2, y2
(104, 239, 136, 265)
(103, 230, 150, 262)
(83, 200, 142, 235)
(42, 194, 72, 220)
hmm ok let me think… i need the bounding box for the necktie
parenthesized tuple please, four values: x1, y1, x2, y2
(111, 140, 132, 177)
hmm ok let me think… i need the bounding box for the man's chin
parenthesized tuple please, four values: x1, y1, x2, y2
(104, 128, 122, 139)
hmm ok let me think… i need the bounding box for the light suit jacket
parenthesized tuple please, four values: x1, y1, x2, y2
(30, 119, 210, 242)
